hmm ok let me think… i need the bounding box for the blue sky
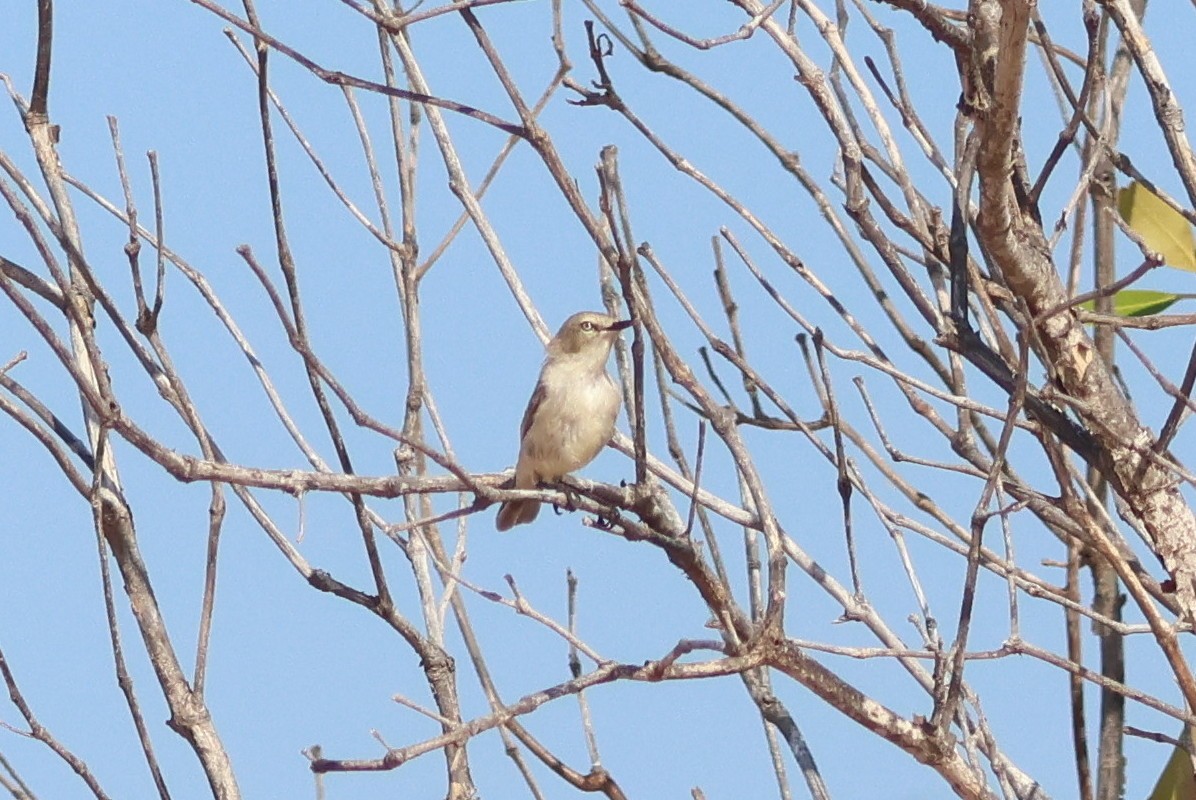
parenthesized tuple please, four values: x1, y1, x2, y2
(4, 1, 1196, 798)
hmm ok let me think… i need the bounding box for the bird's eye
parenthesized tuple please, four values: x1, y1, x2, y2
(580, 321, 595, 332)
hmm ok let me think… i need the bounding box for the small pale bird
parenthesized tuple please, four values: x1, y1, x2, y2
(495, 311, 632, 531)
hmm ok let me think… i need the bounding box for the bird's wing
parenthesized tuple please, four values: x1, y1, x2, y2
(519, 380, 546, 441)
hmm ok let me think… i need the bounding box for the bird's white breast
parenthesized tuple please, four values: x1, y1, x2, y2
(519, 360, 621, 482)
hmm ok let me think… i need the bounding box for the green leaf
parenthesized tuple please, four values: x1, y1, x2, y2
(1147, 727, 1196, 800)
(1118, 181, 1196, 271)
(1080, 289, 1183, 317)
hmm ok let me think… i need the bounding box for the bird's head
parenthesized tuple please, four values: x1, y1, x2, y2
(549, 311, 633, 357)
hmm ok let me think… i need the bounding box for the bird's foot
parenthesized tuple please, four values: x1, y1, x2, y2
(549, 482, 581, 515)
(552, 490, 580, 516)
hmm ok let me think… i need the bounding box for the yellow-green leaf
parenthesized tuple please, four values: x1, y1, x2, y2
(1148, 727, 1196, 800)
(1080, 288, 1184, 317)
(1118, 181, 1196, 271)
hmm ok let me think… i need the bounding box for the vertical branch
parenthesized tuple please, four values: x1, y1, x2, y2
(108, 114, 228, 705)
(567, 571, 603, 769)
(145, 151, 166, 329)
(29, 0, 52, 120)
(812, 330, 860, 598)
(1085, 5, 1135, 797)
(1099, 0, 1196, 206)
(90, 448, 172, 799)
(934, 327, 1029, 734)
(712, 239, 763, 418)
(1065, 541, 1094, 800)
(95, 460, 240, 797)
(597, 146, 647, 486)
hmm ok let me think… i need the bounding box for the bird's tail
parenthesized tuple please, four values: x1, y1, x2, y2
(495, 498, 540, 531)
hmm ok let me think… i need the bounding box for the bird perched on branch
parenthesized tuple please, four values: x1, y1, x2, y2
(496, 311, 632, 531)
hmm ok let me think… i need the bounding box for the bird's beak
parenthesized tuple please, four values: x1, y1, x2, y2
(607, 319, 634, 331)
